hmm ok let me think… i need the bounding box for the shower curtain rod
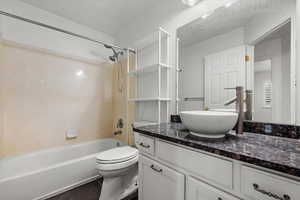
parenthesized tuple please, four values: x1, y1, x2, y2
(0, 10, 136, 54)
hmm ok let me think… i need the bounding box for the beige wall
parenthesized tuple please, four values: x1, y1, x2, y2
(0, 41, 114, 157)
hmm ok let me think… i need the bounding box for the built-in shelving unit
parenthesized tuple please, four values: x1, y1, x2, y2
(132, 121, 158, 128)
(176, 37, 180, 114)
(128, 97, 171, 102)
(128, 63, 170, 76)
(128, 27, 171, 125)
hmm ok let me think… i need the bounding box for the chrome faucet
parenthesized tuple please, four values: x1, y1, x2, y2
(224, 87, 244, 135)
(245, 90, 253, 121)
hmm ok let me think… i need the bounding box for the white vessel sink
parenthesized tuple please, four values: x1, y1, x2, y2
(180, 111, 238, 138)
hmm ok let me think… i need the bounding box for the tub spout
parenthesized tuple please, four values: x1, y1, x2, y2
(114, 130, 122, 135)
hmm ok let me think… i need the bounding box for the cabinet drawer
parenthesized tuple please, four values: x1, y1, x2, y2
(187, 177, 240, 200)
(241, 166, 300, 200)
(156, 140, 233, 189)
(136, 134, 155, 156)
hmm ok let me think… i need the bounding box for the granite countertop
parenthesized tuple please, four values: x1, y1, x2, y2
(133, 123, 300, 177)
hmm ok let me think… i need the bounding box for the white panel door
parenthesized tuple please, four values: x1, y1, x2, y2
(205, 46, 247, 109)
(139, 156, 185, 200)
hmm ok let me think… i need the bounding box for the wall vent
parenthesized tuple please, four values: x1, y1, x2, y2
(263, 82, 272, 108)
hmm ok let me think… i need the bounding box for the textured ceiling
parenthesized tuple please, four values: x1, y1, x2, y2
(20, 0, 163, 36)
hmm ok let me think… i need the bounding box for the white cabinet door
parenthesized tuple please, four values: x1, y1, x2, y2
(187, 177, 240, 200)
(204, 45, 247, 109)
(139, 156, 185, 200)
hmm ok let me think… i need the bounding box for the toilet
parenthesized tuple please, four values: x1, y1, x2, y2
(96, 146, 139, 200)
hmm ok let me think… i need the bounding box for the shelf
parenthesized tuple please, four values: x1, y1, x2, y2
(128, 97, 171, 102)
(128, 63, 171, 76)
(129, 27, 171, 125)
(132, 121, 158, 128)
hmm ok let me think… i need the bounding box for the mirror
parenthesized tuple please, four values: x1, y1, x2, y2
(177, 0, 296, 125)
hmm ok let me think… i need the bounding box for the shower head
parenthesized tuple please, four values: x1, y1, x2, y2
(109, 55, 116, 62)
(104, 44, 124, 62)
(104, 45, 125, 93)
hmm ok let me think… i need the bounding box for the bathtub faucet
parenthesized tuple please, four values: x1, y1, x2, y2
(114, 130, 122, 135)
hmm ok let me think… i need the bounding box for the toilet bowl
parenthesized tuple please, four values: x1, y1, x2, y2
(96, 146, 139, 200)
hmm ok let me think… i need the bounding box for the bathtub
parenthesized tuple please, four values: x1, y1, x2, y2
(0, 138, 124, 200)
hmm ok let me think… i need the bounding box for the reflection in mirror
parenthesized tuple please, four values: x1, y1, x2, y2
(177, 0, 296, 125)
(254, 22, 291, 123)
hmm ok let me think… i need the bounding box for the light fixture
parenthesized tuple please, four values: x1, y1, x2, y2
(182, 0, 200, 7)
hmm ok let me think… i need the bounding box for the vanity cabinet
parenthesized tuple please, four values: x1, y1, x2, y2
(187, 177, 240, 200)
(135, 132, 300, 200)
(139, 156, 185, 200)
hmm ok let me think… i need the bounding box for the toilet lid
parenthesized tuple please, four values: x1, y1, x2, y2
(96, 146, 138, 164)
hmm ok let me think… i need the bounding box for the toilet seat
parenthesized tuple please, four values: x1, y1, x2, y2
(97, 155, 138, 171)
(96, 146, 138, 171)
